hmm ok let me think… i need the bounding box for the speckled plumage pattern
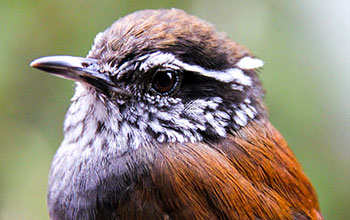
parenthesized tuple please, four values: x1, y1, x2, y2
(31, 8, 322, 220)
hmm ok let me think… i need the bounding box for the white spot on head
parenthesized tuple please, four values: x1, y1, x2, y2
(157, 134, 165, 143)
(236, 57, 264, 70)
(234, 109, 248, 126)
(149, 120, 164, 133)
(231, 84, 244, 91)
(240, 104, 255, 119)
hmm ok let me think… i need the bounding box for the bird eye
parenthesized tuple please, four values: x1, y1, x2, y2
(151, 70, 178, 95)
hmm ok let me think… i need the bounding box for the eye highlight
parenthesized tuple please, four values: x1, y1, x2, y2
(151, 70, 178, 95)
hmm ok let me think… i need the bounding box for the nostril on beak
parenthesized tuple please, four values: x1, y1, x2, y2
(81, 62, 90, 68)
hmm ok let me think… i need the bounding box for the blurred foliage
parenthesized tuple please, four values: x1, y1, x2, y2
(0, 0, 349, 219)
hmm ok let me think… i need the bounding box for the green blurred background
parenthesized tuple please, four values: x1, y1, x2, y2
(0, 0, 349, 219)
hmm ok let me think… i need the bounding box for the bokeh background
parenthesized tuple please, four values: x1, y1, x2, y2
(0, 0, 349, 219)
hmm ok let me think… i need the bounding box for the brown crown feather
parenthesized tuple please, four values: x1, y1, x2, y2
(88, 9, 252, 71)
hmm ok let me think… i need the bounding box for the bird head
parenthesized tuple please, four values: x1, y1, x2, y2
(31, 9, 265, 146)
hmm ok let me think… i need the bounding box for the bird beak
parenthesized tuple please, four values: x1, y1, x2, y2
(30, 55, 120, 94)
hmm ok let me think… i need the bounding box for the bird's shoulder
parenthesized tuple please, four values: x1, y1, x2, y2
(121, 120, 323, 220)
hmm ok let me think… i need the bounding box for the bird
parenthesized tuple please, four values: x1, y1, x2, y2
(30, 8, 323, 220)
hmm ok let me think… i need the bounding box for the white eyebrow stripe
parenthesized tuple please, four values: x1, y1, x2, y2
(193, 67, 252, 85)
(138, 52, 252, 86)
(236, 57, 264, 70)
(139, 52, 177, 71)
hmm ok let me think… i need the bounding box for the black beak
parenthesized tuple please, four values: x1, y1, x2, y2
(30, 55, 129, 96)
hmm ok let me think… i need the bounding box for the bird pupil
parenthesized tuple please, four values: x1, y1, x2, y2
(158, 72, 172, 87)
(153, 71, 176, 94)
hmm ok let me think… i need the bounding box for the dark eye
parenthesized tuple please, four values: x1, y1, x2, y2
(151, 70, 178, 94)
